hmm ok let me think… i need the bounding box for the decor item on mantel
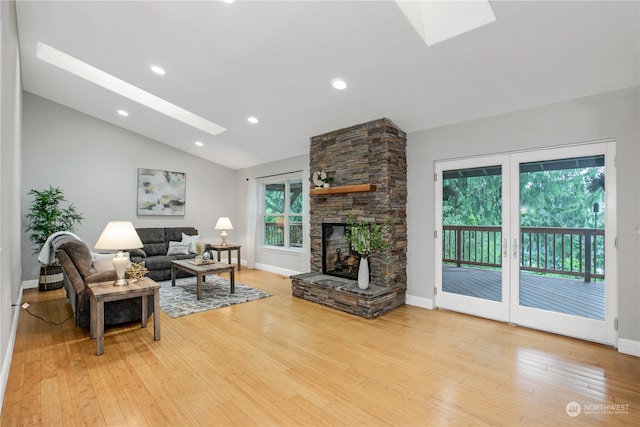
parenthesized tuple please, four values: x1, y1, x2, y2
(312, 170, 334, 188)
(26, 186, 84, 291)
(321, 175, 334, 188)
(344, 213, 391, 290)
(312, 170, 326, 188)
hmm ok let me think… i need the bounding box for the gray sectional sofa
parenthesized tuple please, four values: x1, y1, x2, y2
(130, 227, 201, 281)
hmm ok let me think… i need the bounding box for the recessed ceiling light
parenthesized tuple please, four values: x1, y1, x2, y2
(195, 141, 204, 147)
(331, 78, 347, 90)
(36, 42, 226, 136)
(150, 65, 166, 75)
(221, 0, 236, 3)
(117, 109, 129, 117)
(247, 116, 259, 124)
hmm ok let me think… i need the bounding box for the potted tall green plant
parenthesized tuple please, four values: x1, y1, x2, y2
(344, 213, 391, 289)
(25, 186, 83, 291)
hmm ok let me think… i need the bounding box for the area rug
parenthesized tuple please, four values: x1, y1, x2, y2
(158, 276, 271, 318)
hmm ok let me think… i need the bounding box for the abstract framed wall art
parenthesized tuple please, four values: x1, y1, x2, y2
(137, 168, 186, 216)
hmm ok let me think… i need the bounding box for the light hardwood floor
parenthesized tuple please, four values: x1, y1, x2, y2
(2, 269, 639, 426)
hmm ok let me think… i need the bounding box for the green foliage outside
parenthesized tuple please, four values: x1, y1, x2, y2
(442, 162, 605, 279)
(443, 167, 604, 228)
(443, 174, 502, 227)
(264, 181, 303, 247)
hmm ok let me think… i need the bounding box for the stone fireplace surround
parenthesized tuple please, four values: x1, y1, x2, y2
(290, 118, 407, 318)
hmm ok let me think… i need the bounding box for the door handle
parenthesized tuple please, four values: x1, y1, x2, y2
(512, 238, 518, 259)
(503, 238, 508, 258)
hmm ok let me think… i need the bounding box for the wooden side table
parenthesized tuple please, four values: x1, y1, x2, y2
(208, 244, 242, 271)
(89, 277, 160, 356)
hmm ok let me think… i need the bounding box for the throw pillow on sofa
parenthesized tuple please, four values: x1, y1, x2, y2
(167, 241, 190, 256)
(92, 252, 116, 273)
(181, 233, 201, 253)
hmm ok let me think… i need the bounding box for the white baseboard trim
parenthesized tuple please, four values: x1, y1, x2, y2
(405, 294, 434, 310)
(1, 285, 24, 415)
(22, 279, 38, 290)
(254, 263, 302, 278)
(618, 338, 640, 357)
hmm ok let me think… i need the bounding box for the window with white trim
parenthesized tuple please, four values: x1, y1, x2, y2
(262, 179, 303, 248)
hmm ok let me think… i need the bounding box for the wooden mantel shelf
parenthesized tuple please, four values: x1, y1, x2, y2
(310, 184, 376, 195)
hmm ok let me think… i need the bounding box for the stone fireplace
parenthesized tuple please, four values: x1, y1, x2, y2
(291, 118, 407, 318)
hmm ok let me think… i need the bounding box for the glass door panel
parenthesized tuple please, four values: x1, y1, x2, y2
(436, 156, 510, 322)
(510, 143, 616, 345)
(518, 155, 605, 319)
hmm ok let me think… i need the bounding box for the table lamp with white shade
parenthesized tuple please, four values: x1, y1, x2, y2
(94, 221, 143, 286)
(214, 217, 233, 246)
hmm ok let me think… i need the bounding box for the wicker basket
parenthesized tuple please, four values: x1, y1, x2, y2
(39, 264, 64, 291)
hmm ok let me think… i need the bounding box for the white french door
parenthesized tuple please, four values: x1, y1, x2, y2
(435, 154, 510, 323)
(435, 142, 617, 345)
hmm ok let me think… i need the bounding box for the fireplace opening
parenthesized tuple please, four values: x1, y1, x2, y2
(322, 223, 361, 280)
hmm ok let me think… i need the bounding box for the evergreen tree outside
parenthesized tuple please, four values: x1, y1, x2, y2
(443, 167, 605, 229)
(442, 158, 605, 280)
(264, 180, 303, 247)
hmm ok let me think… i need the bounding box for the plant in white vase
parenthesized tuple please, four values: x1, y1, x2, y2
(344, 212, 391, 290)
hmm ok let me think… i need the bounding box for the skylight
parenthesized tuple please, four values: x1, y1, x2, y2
(36, 41, 226, 136)
(395, 0, 496, 47)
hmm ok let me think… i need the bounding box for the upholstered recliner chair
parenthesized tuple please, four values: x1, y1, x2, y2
(56, 239, 154, 328)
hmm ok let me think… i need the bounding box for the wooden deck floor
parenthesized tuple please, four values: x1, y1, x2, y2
(443, 265, 605, 320)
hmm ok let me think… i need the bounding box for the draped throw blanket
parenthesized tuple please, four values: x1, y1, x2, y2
(38, 231, 82, 265)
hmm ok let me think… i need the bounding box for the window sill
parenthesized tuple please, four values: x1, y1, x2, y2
(258, 245, 305, 255)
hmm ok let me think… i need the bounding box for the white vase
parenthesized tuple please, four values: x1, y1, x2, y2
(358, 257, 370, 290)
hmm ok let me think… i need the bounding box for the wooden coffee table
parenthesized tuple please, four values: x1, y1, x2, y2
(171, 259, 235, 300)
(89, 277, 160, 356)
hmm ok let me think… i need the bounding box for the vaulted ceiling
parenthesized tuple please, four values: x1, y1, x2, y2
(16, 1, 640, 170)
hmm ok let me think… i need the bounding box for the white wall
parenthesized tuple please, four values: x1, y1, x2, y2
(234, 154, 309, 276)
(406, 86, 640, 345)
(0, 0, 22, 411)
(21, 93, 237, 281)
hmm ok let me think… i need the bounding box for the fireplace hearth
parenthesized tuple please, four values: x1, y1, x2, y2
(290, 272, 405, 319)
(291, 118, 407, 318)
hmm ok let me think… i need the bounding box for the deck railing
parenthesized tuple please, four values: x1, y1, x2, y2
(265, 222, 303, 247)
(442, 225, 605, 282)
